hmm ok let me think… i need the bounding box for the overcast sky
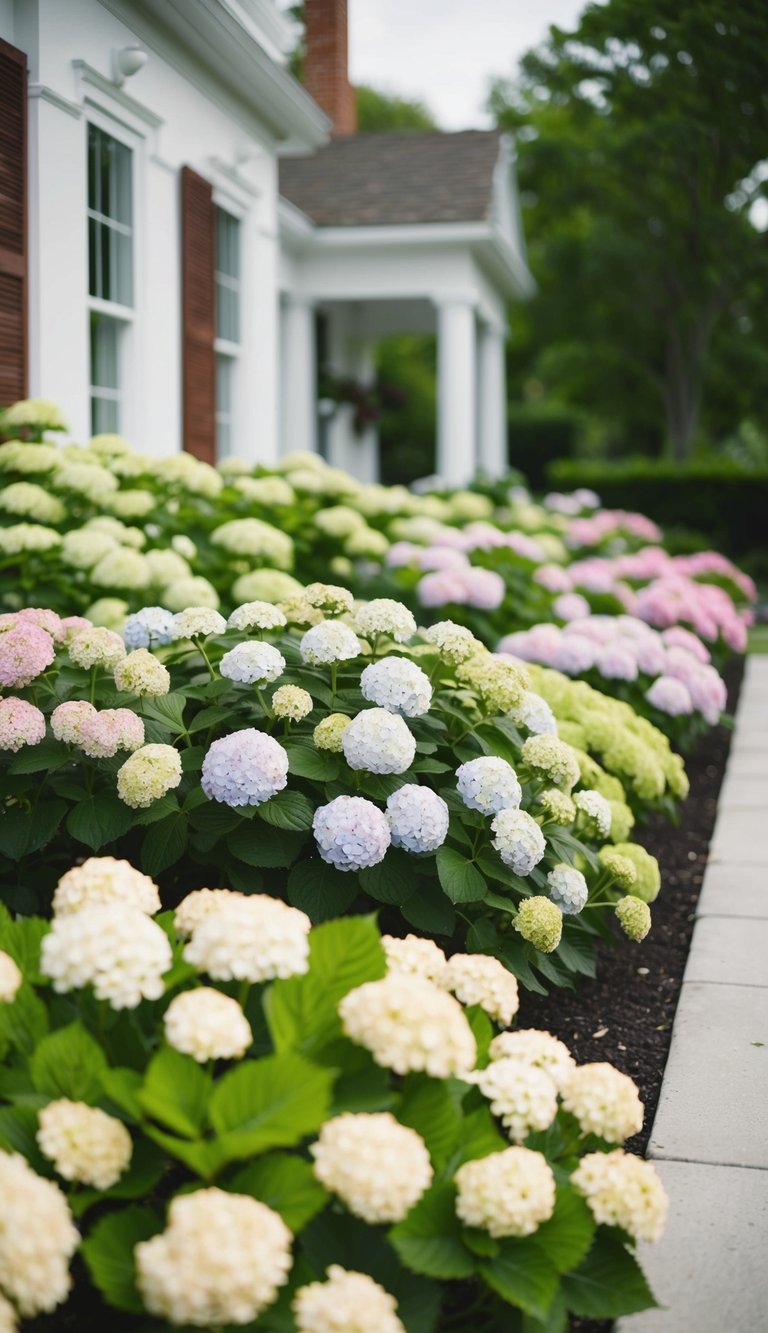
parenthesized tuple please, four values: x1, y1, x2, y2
(347, 0, 588, 130)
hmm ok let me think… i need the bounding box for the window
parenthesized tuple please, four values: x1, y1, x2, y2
(214, 206, 240, 457)
(87, 124, 133, 434)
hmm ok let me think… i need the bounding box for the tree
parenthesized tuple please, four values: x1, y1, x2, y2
(492, 0, 768, 460)
(356, 85, 436, 133)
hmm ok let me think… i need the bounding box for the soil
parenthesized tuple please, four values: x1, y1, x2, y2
(518, 654, 744, 1331)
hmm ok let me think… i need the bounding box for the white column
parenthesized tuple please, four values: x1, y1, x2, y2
(436, 298, 477, 486)
(477, 318, 508, 478)
(280, 295, 316, 456)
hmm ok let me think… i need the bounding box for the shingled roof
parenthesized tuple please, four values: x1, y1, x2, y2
(279, 129, 502, 227)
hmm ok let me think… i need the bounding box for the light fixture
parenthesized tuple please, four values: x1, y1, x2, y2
(112, 44, 147, 87)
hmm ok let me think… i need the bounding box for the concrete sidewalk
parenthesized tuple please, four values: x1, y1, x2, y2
(620, 655, 768, 1332)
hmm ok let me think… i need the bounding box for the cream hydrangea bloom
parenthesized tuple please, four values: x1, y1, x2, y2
(353, 599, 416, 643)
(114, 649, 171, 697)
(304, 583, 355, 616)
(488, 1029, 576, 1091)
(52, 856, 161, 916)
(183, 894, 310, 982)
(41, 904, 172, 1008)
(171, 608, 226, 640)
(0, 1150, 79, 1316)
(311, 1113, 432, 1223)
(300, 620, 361, 665)
(313, 713, 352, 752)
(164, 988, 252, 1062)
(293, 1266, 406, 1333)
(454, 1146, 556, 1238)
(0, 1290, 15, 1333)
(272, 684, 314, 721)
(339, 973, 475, 1078)
(342, 708, 416, 775)
(472, 1058, 558, 1142)
(572, 1150, 668, 1242)
(561, 1063, 644, 1143)
(135, 1189, 292, 1327)
(37, 1100, 132, 1188)
(68, 626, 126, 670)
(444, 954, 519, 1026)
(491, 809, 547, 876)
(173, 887, 244, 938)
(422, 620, 481, 664)
(227, 600, 287, 632)
(0, 951, 22, 1003)
(117, 744, 183, 808)
(522, 735, 580, 790)
(381, 934, 448, 986)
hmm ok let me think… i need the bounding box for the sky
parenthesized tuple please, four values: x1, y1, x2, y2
(347, 0, 588, 131)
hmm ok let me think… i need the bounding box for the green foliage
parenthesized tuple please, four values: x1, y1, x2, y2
(492, 0, 768, 459)
(356, 85, 437, 133)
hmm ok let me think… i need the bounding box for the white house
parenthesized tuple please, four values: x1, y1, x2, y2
(0, 0, 533, 483)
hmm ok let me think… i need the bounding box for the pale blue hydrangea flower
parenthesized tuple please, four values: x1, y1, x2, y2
(386, 785, 449, 854)
(123, 606, 175, 650)
(313, 795, 390, 871)
(201, 729, 289, 807)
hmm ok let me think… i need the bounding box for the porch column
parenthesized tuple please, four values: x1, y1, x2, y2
(477, 317, 508, 478)
(436, 298, 477, 486)
(280, 295, 316, 455)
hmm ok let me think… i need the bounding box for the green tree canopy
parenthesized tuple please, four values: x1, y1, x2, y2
(492, 0, 768, 459)
(356, 85, 437, 133)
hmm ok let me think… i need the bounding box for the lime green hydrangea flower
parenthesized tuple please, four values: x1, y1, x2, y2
(515, 897, 563, 953)
(538, 789, 576, 825)
(314, 714, 352, 753)
(117, 744, 182, 809)
(522, 735, 580, 791)
(304, 583, 355, 616)
(608, 800, 635, 843)
(272, 685, 313, 722)
(456, 653, 527, 713)
(615, 896, 652, 941)
(610, 843, 661, 903)
(598, 847, 638, 892)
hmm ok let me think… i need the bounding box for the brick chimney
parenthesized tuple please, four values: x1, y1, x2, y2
(303, 0, 357, 135)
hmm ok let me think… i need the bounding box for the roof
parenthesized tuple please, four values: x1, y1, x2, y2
(279, 129, 503, 227)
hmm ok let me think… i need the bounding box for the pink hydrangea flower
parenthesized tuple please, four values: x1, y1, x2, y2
(464, 568, 505, 610)
(0, 697, 46, 751)
(553, 593, 591, 622)
(645, 676, 694, 717)
(0, 620, 56, 687)
(533, 565, 573, 594)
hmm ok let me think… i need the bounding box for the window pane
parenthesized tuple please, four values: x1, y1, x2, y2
(216, 281, 238, 342)
(90, 313, 119, 389)
(216, 355, 233, 458)
(87, 124, 133, 305)
(91, 395, 119, 434)
(216, 208, 239, 279)
(215, 208, 240, 343)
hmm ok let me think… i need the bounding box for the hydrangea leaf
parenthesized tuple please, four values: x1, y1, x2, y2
(228, 1152, 328, 1231)
(479, 1238, 560, 1319)
(561, 1229, 658, 1318)
(81, 1206, 160, 1314)
(30, 1021, 107, 1103)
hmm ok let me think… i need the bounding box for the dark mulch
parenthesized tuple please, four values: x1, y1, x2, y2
(518, 654, 744, 1330)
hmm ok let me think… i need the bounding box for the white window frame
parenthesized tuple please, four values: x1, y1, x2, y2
(83, 102, 144, 442)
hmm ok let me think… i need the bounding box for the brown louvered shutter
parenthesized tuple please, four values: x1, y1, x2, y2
(0, 38, 28, 407)
(181, 166, 216, 463)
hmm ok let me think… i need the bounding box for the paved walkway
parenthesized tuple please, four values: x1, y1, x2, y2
(620, 654, 768, 1332)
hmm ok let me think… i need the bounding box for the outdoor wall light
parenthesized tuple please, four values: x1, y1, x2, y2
(112, 44, 148, 87)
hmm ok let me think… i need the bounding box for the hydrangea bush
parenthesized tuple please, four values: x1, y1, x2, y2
(0, 860, 666, 1330)
(0, 593, 667, 991)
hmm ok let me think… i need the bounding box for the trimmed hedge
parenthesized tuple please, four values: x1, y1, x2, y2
(547, 457, 768, 560)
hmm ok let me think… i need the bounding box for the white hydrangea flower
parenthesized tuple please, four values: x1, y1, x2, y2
(360, 657, 432, 717)
(490, 808, 547, 875)
(90, 548, 150, 591)
(52, 857, 161, 916)
(60, 528, 119, 570)
(272, 685, 314, 721)
(184, 894, 310, 982)
(293, 1266, 406, 1333)
(472, 1058, 558, 1142)
(200, 730, 289, 807)
(135, 1189, 292, 1327)
(304, 583, 355, 616)
(164, 988, 252, 1062)
(41, 904, 172, 1009)
(339, 974, 476, 1078)
(0, 951, 22, 1003)
(0, 1151, 79, 1316)
(211, 517, 293, 568)
(546, 863, 589, 916)
(444, 954, 519, 1026)
(117, 743, 183, 809)
(37, 1100, 132, 1189)
(353, 599, 416, 643)
(573, 789, 612, 837)
(114, 649, 171, 697)
(0, 523, 61, 555)
(227, 601, 287, 632)
(173, 887, 245, 939)
(163, 577, 220, 612)
(456, 756, 522, 816)
(342, 709, 416, 774)
(171, 608, 227, 640)
(509, 690, 558, 736)
(488, 1029, 576, 1091)
(68, 626, 126, 670)
(313, 796, 391, 871)
(311, 1113, 432, 1224)
(220, 641, 286, 685)
(381, 934, 448, 985)
(560, 1063, 644, 1143)
(454, 1147, 556, 1238)
(572, 1150, 668, 1243)
(300, 620, 362, 665)
(384, 785, 448, 854)
(0, 1290, 15, 1333)
(422, 620, 481, 663)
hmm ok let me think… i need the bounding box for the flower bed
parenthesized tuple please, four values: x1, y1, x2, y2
(0, 398, 755, 1331)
